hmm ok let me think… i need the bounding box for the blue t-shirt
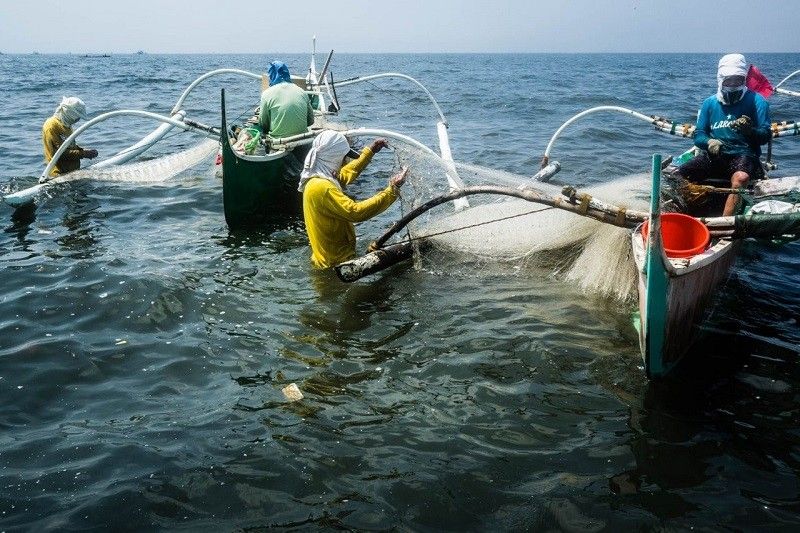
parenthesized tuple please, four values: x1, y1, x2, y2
(693, 91, 771, 157)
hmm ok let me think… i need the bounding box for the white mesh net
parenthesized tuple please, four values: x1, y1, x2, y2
(56, 140, 218, 184)
(388, 144, 650, 301)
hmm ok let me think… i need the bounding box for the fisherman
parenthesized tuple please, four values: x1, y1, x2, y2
(299, 131, 408, 269)
(675, 53, 771, 216)
(42, 96, 98, 177)
(259, 61, 315, 139)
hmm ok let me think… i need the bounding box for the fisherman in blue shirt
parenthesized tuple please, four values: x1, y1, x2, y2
(676, 53, 771, 216)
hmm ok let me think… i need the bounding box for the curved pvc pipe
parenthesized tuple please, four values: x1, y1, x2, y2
(543, 106, 655, 160)
(40, 110, 216, 182)
(93, 110, 187, 168)
(341, 127, 466, 193)
(775, 69, 800, 89)
(437, 121, 468, 209)
(170, 69, 317, 114)
(334, 73, 449, 126)
(171, 69, 261, 114)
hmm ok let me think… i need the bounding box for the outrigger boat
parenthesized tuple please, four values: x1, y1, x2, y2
(536, 107, 800, 378)
(336, 105, 800, 379)
(2, 40, 466, 231)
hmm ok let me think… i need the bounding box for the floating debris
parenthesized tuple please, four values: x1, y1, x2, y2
(281, 383, 304, 402)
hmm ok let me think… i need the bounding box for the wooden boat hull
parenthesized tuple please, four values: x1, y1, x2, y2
(633, 154, 741, 378)
(220, 90, 305, 229)
(633, 231, 740, 378)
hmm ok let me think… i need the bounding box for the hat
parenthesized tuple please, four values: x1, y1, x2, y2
(718, 53, 747, 79)
(268, 61, 292, 85)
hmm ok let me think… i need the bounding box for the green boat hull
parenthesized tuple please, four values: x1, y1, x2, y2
(220, 90, 305, 229)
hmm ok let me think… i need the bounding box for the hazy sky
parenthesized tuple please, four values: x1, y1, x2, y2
(1, 0, 797, 53)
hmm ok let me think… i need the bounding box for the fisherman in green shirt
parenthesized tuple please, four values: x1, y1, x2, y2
(259, 61, 314, 139)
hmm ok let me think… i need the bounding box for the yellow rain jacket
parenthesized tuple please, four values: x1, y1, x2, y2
(303, 147, 399, 269)
(42, 116, 84, 176)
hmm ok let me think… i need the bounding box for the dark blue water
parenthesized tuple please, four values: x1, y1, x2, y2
(1, 53, 799, 531)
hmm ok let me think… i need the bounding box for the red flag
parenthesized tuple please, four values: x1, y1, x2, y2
(747, 64, 774, 98)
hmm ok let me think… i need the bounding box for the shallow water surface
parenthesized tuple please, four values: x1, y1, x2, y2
(1, 53, 799, 530)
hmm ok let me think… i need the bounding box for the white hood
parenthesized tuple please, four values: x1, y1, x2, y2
(716, 53, 748, 104)
(298, 130, 352, 192)
(54, 96, 87, 126)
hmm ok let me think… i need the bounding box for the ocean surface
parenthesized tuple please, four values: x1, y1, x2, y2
(1, 53, 799, 531)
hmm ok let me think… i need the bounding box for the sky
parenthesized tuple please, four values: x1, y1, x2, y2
(0, 0, 798, 54)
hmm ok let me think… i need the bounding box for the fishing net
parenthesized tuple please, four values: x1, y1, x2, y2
(54, 140, 218, 184)
(385, 143, 651, 301)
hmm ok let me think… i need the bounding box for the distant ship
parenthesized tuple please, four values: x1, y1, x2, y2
(137, 50, 145, 55)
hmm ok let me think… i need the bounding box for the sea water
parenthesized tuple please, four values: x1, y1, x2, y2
(1, 52, 799, 530)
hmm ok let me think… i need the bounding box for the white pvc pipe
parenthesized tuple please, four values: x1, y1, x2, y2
(93, 110, 187, 168)
(40, 110, 217, 182)
(170, 69, 260, 114)
(775, 70, 800, 89)
(776, 87, 800, 98)
(170, 69, 318, 114)
(334, 73, 449, 126)
(543, 106, 655, 160)
(437, 121, 469, 210)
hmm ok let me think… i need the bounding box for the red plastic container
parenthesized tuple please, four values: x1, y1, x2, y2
(641, 213, 710, 258)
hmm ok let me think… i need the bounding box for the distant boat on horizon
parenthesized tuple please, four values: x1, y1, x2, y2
(81, 53, 112, 58)
(137, 50, 145, 55)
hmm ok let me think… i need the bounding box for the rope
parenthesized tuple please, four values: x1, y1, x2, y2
(390, 205, 555, 245)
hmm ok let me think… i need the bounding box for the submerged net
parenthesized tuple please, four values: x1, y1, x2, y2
(388, 144, 651, 301)
(55, 140, 218, 184)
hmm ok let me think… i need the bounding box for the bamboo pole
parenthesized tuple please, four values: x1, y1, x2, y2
(370, 185, 648, 251)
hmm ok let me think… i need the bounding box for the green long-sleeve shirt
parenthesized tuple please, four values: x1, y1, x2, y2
(258, 82, 314, 139)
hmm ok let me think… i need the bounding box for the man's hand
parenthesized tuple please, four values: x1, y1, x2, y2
(390, 167, 409, 188)
(707, 139, 723, 156)
(82, 149, 99, 159)
(370, 139, 389, 153)
(730, 115, 752, 135)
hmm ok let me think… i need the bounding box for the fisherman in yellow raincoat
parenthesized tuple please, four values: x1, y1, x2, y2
(42, 97, 98, 177)
(299, 131, 408, 268)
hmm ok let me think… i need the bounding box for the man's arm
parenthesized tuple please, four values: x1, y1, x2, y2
(693, 100, 712, 151)
(338, 147, 375, 186)
(321, 184, 398, 223)
(751, 96, 771, 146)
(258, 96, 270, 133)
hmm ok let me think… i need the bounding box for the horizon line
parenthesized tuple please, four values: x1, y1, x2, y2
(3, 50, 800, 55)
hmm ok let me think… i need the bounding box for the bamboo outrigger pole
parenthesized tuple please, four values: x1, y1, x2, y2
(334, 184, 649, 282)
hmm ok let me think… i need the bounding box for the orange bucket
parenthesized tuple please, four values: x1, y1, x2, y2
(641, 213, 710, 258)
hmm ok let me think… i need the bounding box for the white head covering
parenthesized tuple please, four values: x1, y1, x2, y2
(716, 53, 748, 104)
(298, 130, 353, 192)
(54, 96, 87, 126)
